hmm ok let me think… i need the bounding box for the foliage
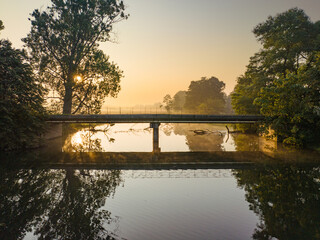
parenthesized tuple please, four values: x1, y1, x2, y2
(162, 94, 173, 112)
(0, 38, 46, 151)
(224, 94, 234, 114)
(0, 20, 4, 32)
(23, 0, 128, 114)
(172, 91, 187, 111)
(231, 8, 320, 145)
(184, 76, 226, 114)
(234, 165, 320, 240)
(255, 63, 320, 145)
(161, 91, 187, 113)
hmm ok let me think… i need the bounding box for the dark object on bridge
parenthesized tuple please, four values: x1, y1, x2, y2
(47, 114, 264, 123)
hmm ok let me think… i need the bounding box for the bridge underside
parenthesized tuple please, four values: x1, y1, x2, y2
(47, 114, 264, 123)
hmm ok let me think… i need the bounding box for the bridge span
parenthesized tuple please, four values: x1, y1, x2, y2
(47, 114, 264, 124)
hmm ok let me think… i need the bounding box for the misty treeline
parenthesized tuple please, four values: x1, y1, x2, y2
(162, 76, 233, 114)
(0, 0, 127, 150)
(232, 8, 320, 147)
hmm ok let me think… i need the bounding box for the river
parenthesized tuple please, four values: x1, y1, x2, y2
(0, 123, 319, 240)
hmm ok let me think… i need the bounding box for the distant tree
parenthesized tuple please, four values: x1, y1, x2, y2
(224, 94, 234, 114)
(232, 8, 320, 145)
(23, 0, 128, 114)
(184, 76, 226, 114)
(172, 91, 186, 111)
(0, 25, 46, 151)
(0, 20, 4, 32)
(162, 94, 173, 112)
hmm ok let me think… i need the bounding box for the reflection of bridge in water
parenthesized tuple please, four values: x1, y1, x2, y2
(8, 151, 273, 170)
(122, 169, 233, 178)
(48, 114, 264, 152)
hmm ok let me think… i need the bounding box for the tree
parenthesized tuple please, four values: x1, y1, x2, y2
(162, 94, 173, 112)
(161, 91, 187, 113)
(231, 8, 320, 145)
(172, 91, 186, 111)
(23, 0, 128, 114)
(0, 20, 4, 32)
(0, 23, 46, 150)
(184, 76, 226, 114)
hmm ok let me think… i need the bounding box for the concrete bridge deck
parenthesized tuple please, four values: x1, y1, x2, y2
(47, 114, 264, 123)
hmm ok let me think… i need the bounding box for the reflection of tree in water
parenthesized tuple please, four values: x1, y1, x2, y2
(160, 124, 174, 136)
(62, 123, 115, 152)
(233, 166, 320, 240)
(231, 133, 260, 151)
(172, 124, 225, 151)
(0, 166, 122, 239)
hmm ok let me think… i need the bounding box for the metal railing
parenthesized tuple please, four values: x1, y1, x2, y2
(101, 107, 234, 115)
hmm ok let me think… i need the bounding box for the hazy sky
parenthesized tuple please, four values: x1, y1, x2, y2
(1, 0, 320, 107)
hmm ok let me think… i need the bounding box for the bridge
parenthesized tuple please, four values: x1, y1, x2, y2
(47, 114, 264, 124)
(47, 114, 264, 152)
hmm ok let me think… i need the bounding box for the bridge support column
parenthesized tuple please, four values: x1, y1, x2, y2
(150, 122, 161, 153)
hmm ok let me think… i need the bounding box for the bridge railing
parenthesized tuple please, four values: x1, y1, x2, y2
(101, 107, 238, 115)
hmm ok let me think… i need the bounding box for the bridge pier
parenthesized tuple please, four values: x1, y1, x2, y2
(150, 123, 161, 153)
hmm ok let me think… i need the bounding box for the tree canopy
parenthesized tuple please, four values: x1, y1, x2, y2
(185, 76, 226, 114)
(0, 22, 46, 151)
(0, 20, 4, 32)
(232, 8, 320, 146)
(161, 91, 187, 113)
(23, 0, 128, 114)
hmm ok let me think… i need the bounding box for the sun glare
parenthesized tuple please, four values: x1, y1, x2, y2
(74, 75, 82, 82)
(72, 132, 84, 145)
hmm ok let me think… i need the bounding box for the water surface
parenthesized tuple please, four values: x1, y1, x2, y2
(0, 123, 319, 240)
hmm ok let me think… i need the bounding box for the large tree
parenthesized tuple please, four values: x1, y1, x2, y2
(232, 8, 320, 145)
(23, 0, 128, 114)
(184, 76, 226, 114)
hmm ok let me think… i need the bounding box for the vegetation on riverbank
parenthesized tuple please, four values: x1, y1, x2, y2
(0, 23, 47, 151)
(232, 8, 320, 147)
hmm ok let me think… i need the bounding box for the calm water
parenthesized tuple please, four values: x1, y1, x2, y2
(1, 123, 320, 240)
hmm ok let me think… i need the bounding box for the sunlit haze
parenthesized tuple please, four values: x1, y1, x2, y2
(1, 0, 319, 107)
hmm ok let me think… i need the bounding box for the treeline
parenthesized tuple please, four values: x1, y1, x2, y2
(162, 76, 233, 114)
(232, 8, 320, 146)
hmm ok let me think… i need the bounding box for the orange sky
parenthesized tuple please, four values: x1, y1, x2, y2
(1, 0, 320, 107)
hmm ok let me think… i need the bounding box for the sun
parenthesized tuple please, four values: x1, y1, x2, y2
(74, 75, 82, 82)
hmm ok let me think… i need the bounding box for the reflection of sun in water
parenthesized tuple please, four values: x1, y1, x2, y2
(71, 131, 84, 145)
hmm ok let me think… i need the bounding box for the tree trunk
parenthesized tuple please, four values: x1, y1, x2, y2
(63, 79, 73, 114)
